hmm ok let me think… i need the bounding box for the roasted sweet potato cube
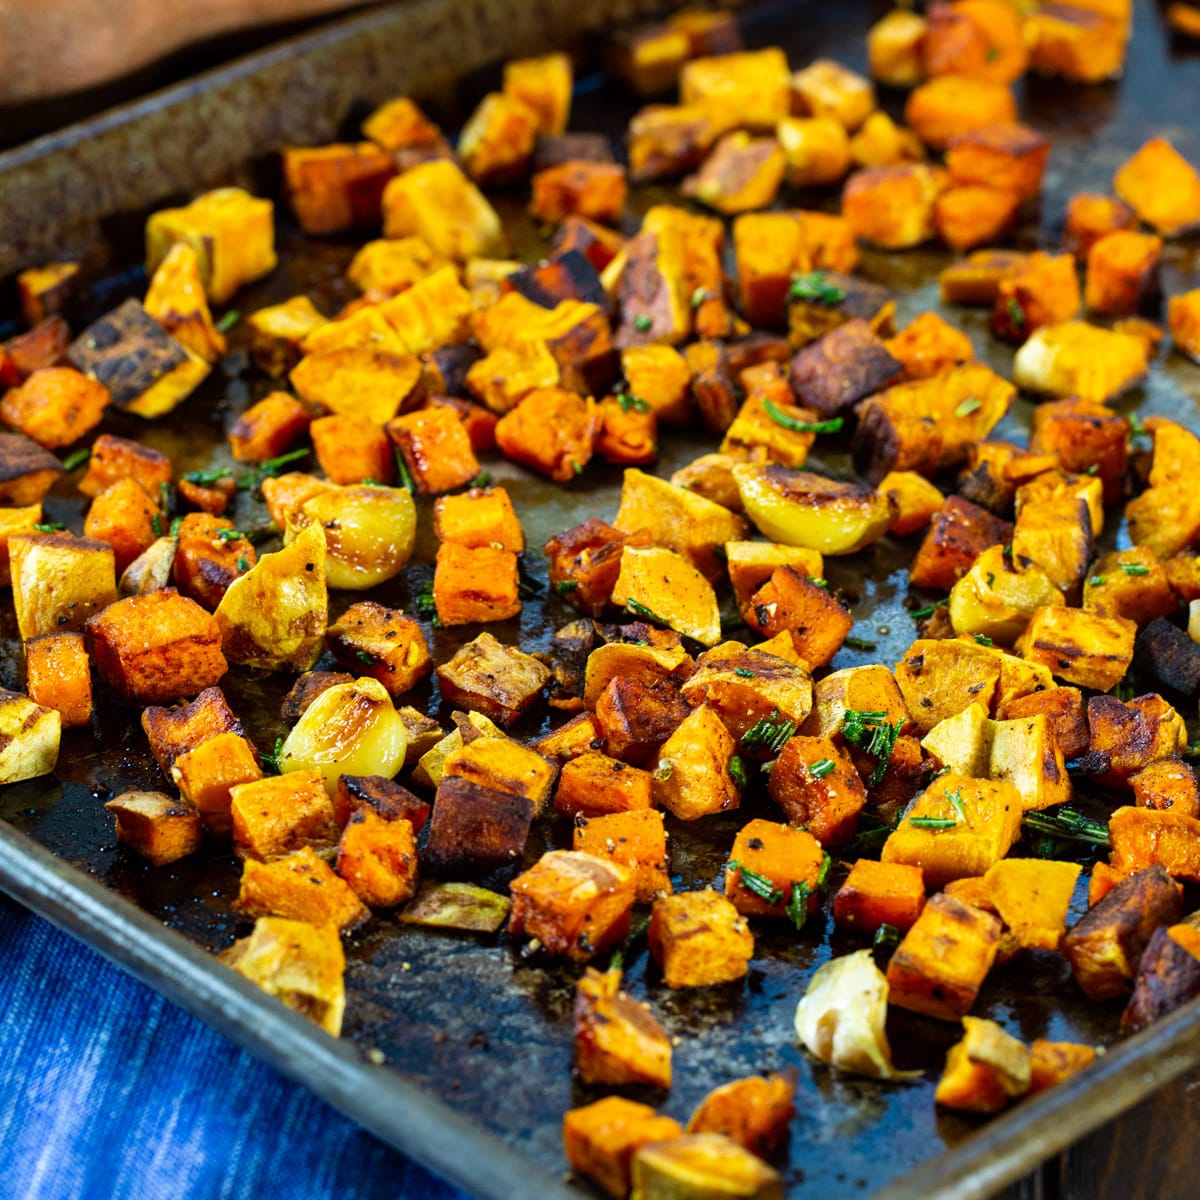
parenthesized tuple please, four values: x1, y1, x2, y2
(935, 1016, 1031, 1114)
(510, 850, 634, 961)
(432, 542, 521, 628)
(686, 1073, 796, 1160)
(0, 433, 62, 506)
(605, 21, 688, 95)
(946, 123, 1049, 203)
(385, 406, 479, 495)
(105, 790, 202, 867)
(433, 487, 523, 554)
(17, 262, 79, 328)
(170, 513, 255, 611)
(732, 212, 806, 329)
(1028, 1040, 1098, 1095)
(679, 47, 790, 133)
(597, 675, 692, 767)
(933, 184, 1020, 252)
(1130, 759, 1200, 818)
(627, 104, 718, 183)
(775, 116, 851, 188)
(982, 857, 1082, 952)
(143, 241, 227, 364)
(169, 728, 263, 833)
(332, 773, 429, 832)
(908, 497, 1013, 592)
(882, 773, 1023, 888)
(2, 316, 70, 383)
(680, 644, 814, 743)
(877, 471, 944, 537)
(494, 387, 597, 483)
(886, 892, 1002, 1021)
(802, 663, 910, 742)
(1063, 192, 1139, 260)
(382, 159, 502, 259)
(682, 133, 784, 215)
(574, 967, 671, 1089)
(597, 394, 658, 466)
(1121, 923, 1200, 1035)
(724, 817, 825, 919)
(346, 236, 448, 300)
(530, 161, 627, 226)
(436, 631, 550, 727)
(620, 343, 691, 425)
(767, 737, 867, 846)
(649, 889, 754, 988)
(904, 75, 1017, 151)
(24, 631, 92, 728)
(324, 601, 429, 697)
(334, 809, 418, 909)
(442, 735, 556, 816)
(1108, 806, 1200, 882)
(833, 859, 925, 934)
(987, 709, 1072, 811)
(544, 518, 650, 617)
(1015, 606, 1135, 692)
(723, 542, 820, 614)
(0, 506, 44, 590)
(555, 752, 654, 819)
(1061, 864, 1182, 1000)
(1000, 686, 1088, 761)
(246, 295, 326, 377)
(86, 588, 227, 705)
(1013, 319, 1148, 404)
(867, 8, 927, 86)
(789, 319, 901, 418)
(282, 142, 395, 235)
(1027, 3, 1129, 84)
(82, 477, 161, 576)
(362, 94, 449, 157)
(236, 846, 369, 931)
(1028, 399, 1128, 505)
(842, 164, 947, 250)
(1, 366, 110, 451)
(582, 635, 691, 709)
(893, 638, 1002, 734)
(992, 251, 1081, 344)
(1083, 693, 1187, 788)
(745, 567, 852, 667)
(230, 769, 337, 861)
(501, 52, 571, 137)
(551, 217, 625, 277)
(9, 532, 116, 641)
(76, 434, 168, 502)
(563, 1098, 684, 1200)
(506, 252, 608, 315)
(229, 392, 311, 466)
(921, 0, 1029, 83)
(652, 703, 739, 820)
(789, 56, 873, 128)
(423, 774, 534, 875)
(1085, 230, 1161, 316)
(574, 809, 670, 902)
(1169, 287, 1200, 363)
(141, 685, 244, 777)
(939, 248, 1030, 307)
(1114, 136, 1200, 237)
(457, 91, 539, 184)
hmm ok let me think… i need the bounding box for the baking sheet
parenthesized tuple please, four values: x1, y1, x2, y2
(2, 0, 1200, 1197)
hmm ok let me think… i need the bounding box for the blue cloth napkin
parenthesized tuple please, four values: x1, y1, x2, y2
(0, 894, 476, 1200)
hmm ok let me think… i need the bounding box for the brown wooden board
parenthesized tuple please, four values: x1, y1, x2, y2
(2, 0, 1200, 1197)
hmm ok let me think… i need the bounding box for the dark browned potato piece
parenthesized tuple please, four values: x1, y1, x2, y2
(332, 774, 431, 832)
(436, 632, 552, 727)
(0, 432, 63, 505)
(142, 685, 248, 777)
(423, 775, 535, 875)
(1121, 924, 1200, 1035)
(546, 619, 598, 710)
(789, 319, 902, 418)
(1136, 618, 1200, 703)
(534, 133, 614, 169)
(595, 675, 691, 766)
(506, 251, 608, 311)
(1061, 864, 1182, 1001)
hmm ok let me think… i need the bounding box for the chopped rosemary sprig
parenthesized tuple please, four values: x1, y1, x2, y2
(470, 470, 492, 489)
(1006, 297, 1026, 329)
(61, 447, 90, 471)
(553, 579, 579, 596)
(261, 736, 284, 774)
(873, 923, 901, 962)
(973, 633, 994, 647)
(1121, 563, 1150, 576)
(761, 397, 844, 435)
(1088, 575, 1106, 587)
(734, 667, 756, 678)
(414, 582, 441, 626)
(608, 914, 652, 972)
(808, 758, 835, 779)
(395, 452, 416, 493)
(625, 597, 667, 624)
(182, 467, 234, 486)
(741, 709, 797, 756)
(33, 521, 66, 533)
(236, 556, 250, 572)
(840, 709, 903, 787)
(954, 396, 982, 418)
(617, 390, 651, 414)
(355, 649, 374, 665)
(216, 309, 240, 333)
(150, 514, 164, 538)
(946, 788, 966, 824)
(728, 755, 749, 790)
(691, 286, 716, 309)
(844, 636, 877, 652)
(911, 598, 948, 619)
(1022, 808, 1110, 847)
(787, 881, 811, 931)
(789, 271, 846, 306)
(729, 859, 783, 906)
(908, 816, 958, 830)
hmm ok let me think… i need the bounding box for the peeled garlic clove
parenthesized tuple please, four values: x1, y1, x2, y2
(794, 949, 920, 1081)
(279, 676, 408, 794)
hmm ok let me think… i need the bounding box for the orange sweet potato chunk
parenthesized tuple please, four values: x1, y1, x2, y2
(433, 541, 521, 626)
(574, 808, 671, 902)
(563, 1097, 683, 1200)
(833, 858, 925, 933)
(744, 566, 853, 666)
(235, 845, 370, 931)
(767, 737, 867, 847)
(433, 487, 524, 552)
(228, 392, 312, 464)
(387, 407, 480, 495)
(25, 632, 93, 728)
(555, 751, 654, 818)
(685, 1073, 796, 1158)
(83, 477, 162, 575)
(0, 366, 110, 450)
(724, 818, 826, 919)
(336, 809, 419, 908)
(230, 769, 338, 861)
(495, 387, 598, 483)
(78, 433, 173, 499)
(87, 588, 228, 706)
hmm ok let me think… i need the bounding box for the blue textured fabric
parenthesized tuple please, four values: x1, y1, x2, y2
(0, 894, 476, 1200)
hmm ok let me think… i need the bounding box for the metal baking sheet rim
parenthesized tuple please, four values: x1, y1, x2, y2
(5, 820, 1200, 1200)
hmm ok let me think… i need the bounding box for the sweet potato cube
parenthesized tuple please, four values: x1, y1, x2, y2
(530, 161, 627, 226)
(17, 262, 79, 328)
(1027, 4, 1128, 85)
(424, 775, 534, 876)
(877, 471, 944, 537)
(744, 566, 852, 667)
(724, 817, 825, 919)
(229, 392, 311, 466)
(386, 407, 480, 495)
(935, 1017, 1031, 1114)
(432, 542, 521, 628)
(883, 314, 973, 387)
(146, 187, 275, 304)
(24, 632, 92, 728)
(921, 0, 1029, 83)
(1085, 229, 1161, 316)
(223, 916, 346, 1036)
(682, 133, 785, 215)
(1, 366, 110, 451)
(612, 545, 720, 647)
(82, 477, 161, 575)
(767, 736, 867, 847)
(436, 632, 550, 727)
(842, 164, 947, 250)
(649, 889, 754, 988)
(1114, 137, 1200, 236)
(775, 116, 851, 188)
(1121, 923, 1200, 1036)
(833, 859, 925, 934)
(236, 846, 369, 931)
(143, 242, 226, 363)
(680, 644, 814, 742)
(105, 790, 202, 867)
(894, 638, 1002, 735)
(141, 685, 244, 777)
(886, 893, 1003, 1021)
(382, 159, 502, 259)
(442, 735, 556, 815)
(509, 850, 634, 962)
(685, 1074, 796, 1159)
(907, 498, 1013, 593)
(999, 686, 1087, 761)
(1084, 693, 1187, 787)
(574, 967, 672, 1089)
(939, 248, 1030, 308)
(1130, 759, 1200, 818)
(551, 215, 625, 274)
(335, 809, 418, 909)
(882, 773, 1023, 889)
(1169, 288, 1200, 362)
(620, 343, 691, 425)
(0, 434, 61, 507)
(9, 532, 116, 641)
(627, 104, 718, 183)
(1109, 806, 1200, 882)
(904, 75, 1017, 150)
(725, 542, 822, 613)
(545, 518, 651, 617)
(457, 91, 539, 184)
(282, 142, 395, 235)
(982, 858, 1082, 951)
(596, 674, 692, 766)
(1061, 864, 1182, 1000)
(555, 752, 653, 819)
(946, 123, 1049, 203)
(992, 251, 1081, 344)
(171, 513, 255, 611)
(679, 48, 790, 133)
(332, 773, 429, 831)
(169, 728, 262, 833)
(229, 769, 336, 861)
(77, 434, 169, 501)
(1063, 192, 1138, 260)
(433, 487, 523, 553)
(87, 588, 227, 705)
(574, 809, 671, 902)
(933, 184, 1021, 253)
(789, 319, 900, 420)
(3, 315, 70, 382)
(1015, 606, 1135, 693)
(1013, 319, 1148, 403)
(868, 9, 927, 87)
(1029, 399, 1128, 505)
(494, 387, 597, 484)
(563, 1097, 684, 1200)
(362, 95, 449, 159)
(346, 236, 447, 300)
(246, 296, 326, 377)
(1028, 1040, 1098, 1094)
(802, 663, 909, 742)
(324, 601, 429, 697)
(653, 703, 739, 821)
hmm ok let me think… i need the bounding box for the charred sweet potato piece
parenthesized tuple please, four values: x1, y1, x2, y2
(1137, 616, 1200, 705)
(574, 966, 672, 1089)
(246, 295, 326, 377)
(236, 846, 369, 932)
(1086, 230, 1161, 316)
(574, 809, 671, 902)
(789, 319, 901, 418)
(143, 242, 226, 363)
(1, 366, 110, 451)
(724, 817, 825, 919)
(324, 601, 430, 696)
(87, 588, 227, 706)
(282, 142, 395, 235)
(767, 736, 867, 846)
(596, 675, 691, 768)
(1083, 693, 1187, 787)
(544, 518, 651, 617)
(141, 685, 244, 778)
(510, 850, 635, 961)
(1131, 760, 1200, 818)
(1061, 864, 1182, 1000)
(908, 497, 1013, 592)
(682, 133, 785, 215)
(424, 775, 534, 875)
(170, 513, 255, 611)
(442, 735, 556, 816)
(9, 532, 117, 641)
(457, 91, 539, 184)
(649, 888, 754, 988)
(886, 892, 1002, 1021)
(229, 769, 337, 862)
(1028, 398, 1128, 505)
(833, 859, 925, 933)
(494, 387, 597, 483)
(530, 161, 627, 226)
(25, 632, 92, 728)
(436, 631, 551, 727)
(17, 262, 79, 328)
(386, 407, 480, 495)
(745, 566, 852, 667)
(0, 432, 62, 505)
(939, 248, 1030, 307)
(105, 790, 202, 867)
(362, 95, 450, 159)
(1015, 606, 1135, 693)
(686, 1073, 796, 1158)
(1121, 923, 1200, 1035)
(332, 775, 428, 835)
(432, 542, 521, 628)
(1027, 4, 1129, 85)
(1114, 137, 1200, 237)
(3, 315, 71, 382)
(563, 1097, 683, 1200)
(946, 123, 1047, 204)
